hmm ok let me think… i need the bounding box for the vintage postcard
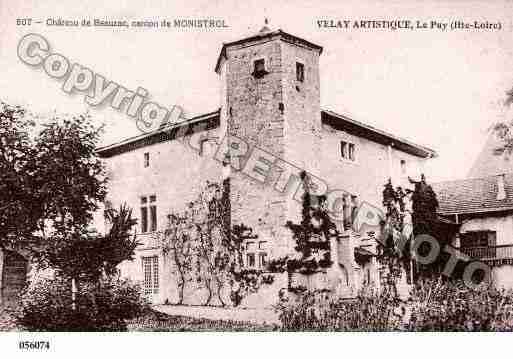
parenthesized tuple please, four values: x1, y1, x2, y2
(1, 0, 513, 356)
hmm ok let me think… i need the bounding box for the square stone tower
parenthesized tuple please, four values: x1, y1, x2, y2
(215, 26, 323, 257)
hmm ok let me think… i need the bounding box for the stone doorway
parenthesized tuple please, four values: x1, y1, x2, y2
(1, 250, 28, 307)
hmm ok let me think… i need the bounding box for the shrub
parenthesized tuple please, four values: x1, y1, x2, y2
(17, 276, 149, 331)
(276, 278, 513, 331)
(277, 286, 404, 331)
(408, 279, 513, 331)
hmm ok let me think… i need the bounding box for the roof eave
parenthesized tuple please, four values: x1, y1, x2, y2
(438, 207, 513, 216)
(214, 29, 323, 74)
(321, 109, 437, 159)
(96, 109, 220, 158)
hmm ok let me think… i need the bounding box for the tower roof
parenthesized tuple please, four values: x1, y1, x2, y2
(214, 28, 323, 73)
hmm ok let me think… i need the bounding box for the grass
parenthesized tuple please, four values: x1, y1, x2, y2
(126, 309, 278, 332)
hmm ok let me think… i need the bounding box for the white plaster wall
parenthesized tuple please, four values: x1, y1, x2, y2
(492, 266, 513, 290)
(320, 125, 427, 217)
(459, 215, 513, 246)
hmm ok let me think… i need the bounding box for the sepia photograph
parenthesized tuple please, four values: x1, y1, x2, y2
(1, 0, 513, 356)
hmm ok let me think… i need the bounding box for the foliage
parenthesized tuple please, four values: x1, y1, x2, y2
(1, 102, 142, 330)
(0, 102, 107, 251)
(408, 278, 513, 331)
(276, 277, 513, 331)
(268, 172, 338, 277)
(35, 204, 139, 281)
(0, 103, 39, 245)
(161, 179, 271, 307)
(377, 174, 443, 290)
(126, 309, 276, 332)
(17, 276, 148, 331)
(494, 88, 513, 153)
(410, 174, 439, 237)
(277, 286, 403, 331)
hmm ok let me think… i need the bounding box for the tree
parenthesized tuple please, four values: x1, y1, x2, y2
(37, 204, 139, 282)
(377, 174, 442, 290)
(0, 102, 107, 252)
(1, 102, 141, 317)
(0, 102, 41, 246)
(493, 89, 513, 152)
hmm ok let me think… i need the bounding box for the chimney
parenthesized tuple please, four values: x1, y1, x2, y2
(497, 174, 506, 200)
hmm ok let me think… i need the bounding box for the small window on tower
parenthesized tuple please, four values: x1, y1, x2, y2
(296, 62, 304, 82)
(144, 152, 150, 168)
(252, 58, 268, 78)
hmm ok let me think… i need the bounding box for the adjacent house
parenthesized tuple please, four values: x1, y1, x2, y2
(433, 132, 513, 289)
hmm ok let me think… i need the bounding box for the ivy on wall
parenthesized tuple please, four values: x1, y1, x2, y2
(268, 172, 338, 277)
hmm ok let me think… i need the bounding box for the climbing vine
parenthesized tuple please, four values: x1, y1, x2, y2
(268, 172, 338, 280)
(160, 179, 272, 307)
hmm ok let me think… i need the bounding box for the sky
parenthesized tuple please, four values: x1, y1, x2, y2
(1, 0, 513, 182)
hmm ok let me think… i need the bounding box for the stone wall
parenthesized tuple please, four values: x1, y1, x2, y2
(99, 31, 432, 305)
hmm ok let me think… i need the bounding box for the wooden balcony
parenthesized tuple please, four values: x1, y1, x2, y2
(459, 245, 513, 266)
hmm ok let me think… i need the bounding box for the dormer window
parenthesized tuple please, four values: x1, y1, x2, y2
(252, 58, 268, 78)
(296, 62, 304, 82)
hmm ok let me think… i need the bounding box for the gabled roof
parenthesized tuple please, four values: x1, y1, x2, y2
(467, 132, 512, 178)
(96, 109, 435, 159)
(322, 110, 436, 158)
(432, 173, 513, 215)
(96, 109, 220, 158)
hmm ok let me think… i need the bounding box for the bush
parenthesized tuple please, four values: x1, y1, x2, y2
(17, 276, 149, 331)
(408, 279, 513, 331)
(276, 278, 513, 331)
(276, 287, 404, 331)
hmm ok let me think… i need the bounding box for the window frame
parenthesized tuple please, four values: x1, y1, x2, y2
(142, 256, 159, 296)
(252, 56, 269, 78)
(140, 194, 157, 233)
(400, 159, 407, 174)
(460, 231, 497, 248)
(296, 61, 305, 82)
(340, 140, 358, 163)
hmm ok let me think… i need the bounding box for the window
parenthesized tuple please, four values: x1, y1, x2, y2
(140, 195, 157, 233)
(199, 138, 218, 157)
(340, 141, 356, 162)
(460, 231, 497, 260)
(245, 241, 268, 269)
(246, 253, 256, 267)
(252, 58, 268, 78)
(259, 253, 267, 267)
(144, 152, 150, 168)
(296, 62, 304, 82)
(348, 143, 355, 161)
(460, 231, 497, 248)
(400, 159, 406, 174)
(142, 256, 159, 296)
(140, 197, 148, 233)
